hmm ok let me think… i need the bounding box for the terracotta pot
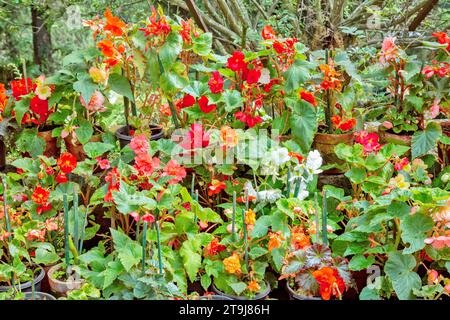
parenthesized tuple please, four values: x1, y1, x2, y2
(378, 130, 412, 147)
(211, 281, 270, 300)
(64, 134, 102, 161)
(313, 132, 354, 174)
(115, 125, 164, 149)
(285, 282, 321, 300)
(47, 263, 83, 297)
(37, 128, 59, 158)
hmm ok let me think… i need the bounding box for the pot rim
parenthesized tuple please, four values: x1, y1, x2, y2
(47, 263, 84, 287)
(315, 131, 354, 138)
(211, 280, 271, 300)
(197, 295, 233, 300)
(23, 291, 57, 300)
(285, 282, 321, 300)
(379, 130, 414, 138)
(115, 125, 164, 142)
(0, 265, 45, 292)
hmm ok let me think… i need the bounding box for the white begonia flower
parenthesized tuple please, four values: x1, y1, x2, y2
(297, 189, 309, 200)
(257, 189, 282, 203)
(243, 181, 282, 203)
(269, 147, 291, 166)
(306, 150, 323, 174)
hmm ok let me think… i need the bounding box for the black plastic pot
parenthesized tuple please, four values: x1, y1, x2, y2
(0, 267, 45, 293)
(23, 292, 57, 300)
(285, 282, 321, 300)
(211, 281, 271, 300)
(115, 125, 164, 149)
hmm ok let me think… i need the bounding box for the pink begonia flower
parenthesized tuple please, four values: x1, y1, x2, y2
(130, 134, 149, 155)
(379, 37, 398, 64)
(133, 153, 160, 175)
(429, 98, 441, 119)
(427, 269, 439, 284)
(424, 236, 450, 249)
(162, 160, 187, 184)
(382, 121, 393, 129)
(445, 284, 450, 294)
(130, 211, 140, 222)
(80, 91, 106, 112)
(96, 157, 111, 170)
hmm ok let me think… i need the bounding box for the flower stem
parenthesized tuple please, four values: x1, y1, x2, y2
(63, 193, 70, 267)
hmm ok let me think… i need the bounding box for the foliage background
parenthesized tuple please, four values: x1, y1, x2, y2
(0, 0, 449, 80)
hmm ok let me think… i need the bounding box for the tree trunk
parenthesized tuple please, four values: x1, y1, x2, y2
(31, 5, 53, 72)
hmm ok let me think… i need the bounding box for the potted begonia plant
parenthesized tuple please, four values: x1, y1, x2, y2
(312, 51, 358, 174)
(3, 74, 60, 159)
(330, 135, 449, 300)
(81, 7, 216, 149)
(374, 34, 448, 159)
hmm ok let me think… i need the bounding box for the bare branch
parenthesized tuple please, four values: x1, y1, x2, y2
(409, 0, 439, 31)
(216, 0, 242, 35)
(230, 0, 251, 28)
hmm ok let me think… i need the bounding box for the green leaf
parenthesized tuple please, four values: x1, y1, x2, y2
(110, 229, 142, 272)
(229, 282, 247, 295)
(160, 72, 189, 95)
(283, 60, 311, 93)
(83, 142, 114, 159)
(109, 73, 134, 102)
(251, 215, 272, 238)
(74, 119, 93, 145)
(359, 286, 382, 300)
(345, 167, 367, 184)
(412, 122, 441, 159)
(384, 252, 421, 300)
(14, 99, 29, 126)
(112, 181, 157, 214)
(221, 90, 243, 112)
(32, 243, 59, 265)
(349, 254, 375, 271)
(179, 239, 202, 282)
(160, 32, 182, 70)
(192, 33, 212, 56)
(288, 100, 317, 153)
(200, 274, 211, 291)
(73, 77, 98, 104)
(401, 213, 433, 254)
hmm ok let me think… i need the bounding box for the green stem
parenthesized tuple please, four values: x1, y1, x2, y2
(394, 218, 401, 250)
(293, 177, 301, 198)
(73, 186, 79, 253)
(242, 209, 249, 270)
(285, 167, 291, 197)
(232, 191, 237, 241)
(78, 205, 89, 254)
(63, 194, 70, 267)
(155, 210, 163, 274)
(322, 190, 328, 246)
(141, 221, 148, 275)
(190, 174, 196, 198)
(194, 190, 199, 224)
(314, 192, 320, 244)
